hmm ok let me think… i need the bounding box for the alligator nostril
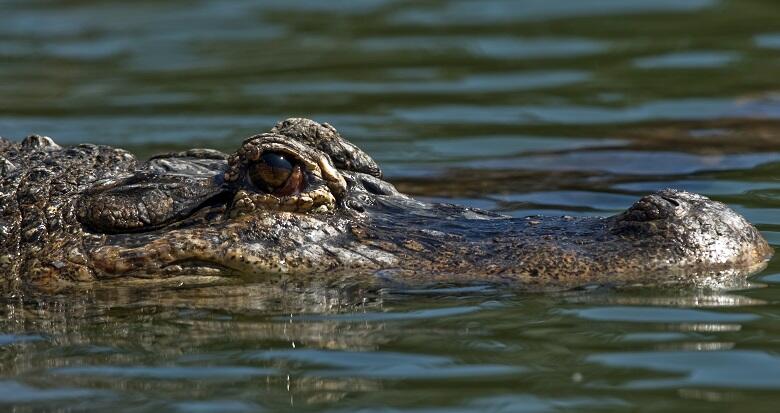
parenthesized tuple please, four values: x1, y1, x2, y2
(347, 199, 365, 212)
(619, 193, 679, 223)
(660, 196, 680, 207)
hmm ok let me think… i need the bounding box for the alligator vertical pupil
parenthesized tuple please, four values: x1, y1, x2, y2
(249, 152, 293, 189)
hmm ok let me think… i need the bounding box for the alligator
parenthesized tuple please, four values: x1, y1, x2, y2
(0, 118, 772, 291)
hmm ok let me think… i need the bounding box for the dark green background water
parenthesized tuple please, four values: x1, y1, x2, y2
(2, 0, 780, 411)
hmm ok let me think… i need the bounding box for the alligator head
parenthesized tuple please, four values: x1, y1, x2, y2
(7, 118, 773, 290)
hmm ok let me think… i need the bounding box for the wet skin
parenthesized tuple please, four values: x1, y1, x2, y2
(0, 118, 772, 291)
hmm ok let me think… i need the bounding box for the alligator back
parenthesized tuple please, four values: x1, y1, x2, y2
(0, 135, 136, 288)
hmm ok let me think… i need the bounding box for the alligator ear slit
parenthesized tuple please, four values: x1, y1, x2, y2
(359, 175, 395, 196)
(77, 173, 229, 234)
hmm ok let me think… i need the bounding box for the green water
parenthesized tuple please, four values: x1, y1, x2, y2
(2, 0, 780, 411)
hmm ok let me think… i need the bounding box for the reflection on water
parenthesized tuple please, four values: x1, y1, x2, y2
(755, 33, 780, 49)
(632, 51, 739, 69)
(566, 306, 758, 323)
(391, 98, 780, 125)
(2, 0, 780, 411)
(588, 351, 780, 389)
(357, 36, 609, 59)
(3, 285, 780, 411)
(245, 71, 592, 95)
(390, 0, 716, 24)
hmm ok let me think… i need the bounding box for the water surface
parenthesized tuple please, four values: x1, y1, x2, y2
(2, 0, 780, 411)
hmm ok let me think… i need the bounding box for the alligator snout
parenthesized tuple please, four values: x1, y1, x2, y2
(614, 189, 772, 271)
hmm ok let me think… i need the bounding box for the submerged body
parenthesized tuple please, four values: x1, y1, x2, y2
(0, 119, 772, 291)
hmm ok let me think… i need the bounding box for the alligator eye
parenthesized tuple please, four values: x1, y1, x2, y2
(248, 152, 305, 195)
(249, 152, 292, 187)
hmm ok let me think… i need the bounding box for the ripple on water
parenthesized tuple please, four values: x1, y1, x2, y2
(172, 400, 264, 413)
(0, 380, 108, 404)
(392, 98, 779, 125)
(618, 332, 702, 342)
(331, 395, 629, 412)
(383, 150, 780, 180)
(358, 36, 609, 59)
(632, 51, 739, 69)
(245, 349, 524, 380)
(762, 231, 780, 246)
(368, 135, 624, 169)
(729, 206, 779, 226)
(754, 33, 780, 49)
(49, 366, 279, 380)
(245, 71, 591, 95)
(759, 273, 780, 283)
(507, 209, 600, 218)
(392, 285, 498, 295)
(0, 114, 382, 145)
(588, 350, 780, 389)
(110, 92, 199, 107)
(406, 197, 500, 212)
(254, 0, 394, 13)
(565, 306, 759, 323)
(492, 191, 638, 212)
(408, 136, 623, 160)
(463, 151, 780, 175)
(612, 180, 780, 196)
(0, 334, 45, 346)
(281, 305, 484, 322)
(390, 0, 716, 25)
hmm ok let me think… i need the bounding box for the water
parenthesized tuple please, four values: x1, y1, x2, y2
(2, 0, 780, 411)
